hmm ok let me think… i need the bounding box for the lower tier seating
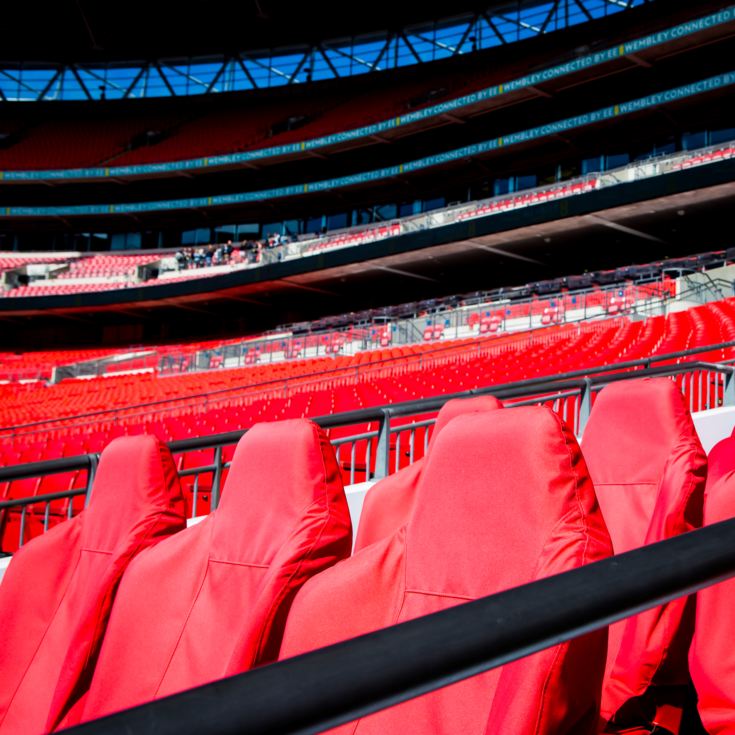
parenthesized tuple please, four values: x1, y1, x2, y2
(3, 379, 735, 732)
(582, 379, 707, 733)
(79, 419, 352, 725)
(689, 432, 735, 735)
(354, 394, 504, 551)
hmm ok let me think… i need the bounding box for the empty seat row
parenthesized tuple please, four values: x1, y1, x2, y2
(456, 179, 598, 221)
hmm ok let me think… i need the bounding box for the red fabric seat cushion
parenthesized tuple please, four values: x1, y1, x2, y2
(280, 407, 612, 735)
(0, 435, 186, 735)
(81, 419, 351, 723)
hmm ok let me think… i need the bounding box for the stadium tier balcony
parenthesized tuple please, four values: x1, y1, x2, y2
(0, 50, 535, 172)
(4, 282, 128, 297)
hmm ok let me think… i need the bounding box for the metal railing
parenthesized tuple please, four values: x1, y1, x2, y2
(5, 275, 729, 444)
(46, 262, 733, 385)
(2, 341, 735, 551)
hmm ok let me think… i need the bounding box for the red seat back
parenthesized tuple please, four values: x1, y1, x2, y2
(280, 407, 612, 735)
(81, 419, 351, 723)
(581, 378, 706, 730)
(0, 435, 185, 735)
(354, 395, 503, 551)
(706, 435, 735, 490)
(689, 436, 735, 734)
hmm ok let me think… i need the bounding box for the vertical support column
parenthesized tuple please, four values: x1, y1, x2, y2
(211, 445, 223, 510)
(84, 453, 99, 507)
(724, 368, 735, 407)
(374, 409, 392, 480)
(578, 378, 593, 436)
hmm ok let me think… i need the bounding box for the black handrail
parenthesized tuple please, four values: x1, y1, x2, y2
(0, 488, 86, 509)
(60, 518, 735, 735)
(0, 454, 95, 483)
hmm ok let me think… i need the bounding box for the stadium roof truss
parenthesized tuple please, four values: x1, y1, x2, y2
(0, 0, 648, 102)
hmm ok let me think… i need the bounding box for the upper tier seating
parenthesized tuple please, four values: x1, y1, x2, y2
(80, 419, 351, 723)
(0, 435, 185, 735)
(278, 407, 613, 734)
(0, 254, 72, 272)
(56, 253, 162, 279)
(581, 378, 707, 733)
(689, 434, 735, 735)
(354, 395, 503, 551)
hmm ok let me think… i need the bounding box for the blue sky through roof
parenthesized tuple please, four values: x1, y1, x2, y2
(0, 0, 644, 101)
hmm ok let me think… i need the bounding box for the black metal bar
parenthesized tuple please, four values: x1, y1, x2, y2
(177, 465, 218, 478)
(0, 488, 86, 510)
(587, 361, 731, 387)
(0, 455, 91, 483)
(330, 430, 379, 445)
(60, 519, 735, 735)
(211, 446, 223, 509)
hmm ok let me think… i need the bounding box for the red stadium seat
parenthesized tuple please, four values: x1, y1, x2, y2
(0, 435, 185, 735)
(689, 436, 735, 734)
(279, 407, 612, 735)
(354, 395, 503, 551)
(81, 419, 352, 722)
(581, 378, 707, 733)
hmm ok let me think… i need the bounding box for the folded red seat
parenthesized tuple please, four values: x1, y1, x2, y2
(279, 407, 612, 735)
(0, 435, 186, 735)
(354, 395, 503, 551)
(689, 435, 735, 735)
(581, 378, 707, 733)
(81, 419, 351, 723)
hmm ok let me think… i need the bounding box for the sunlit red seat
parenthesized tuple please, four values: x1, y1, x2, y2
(279, 407, 612, 734)
(81, 419, 352, 723)
(581, 378, 707, 733)
(354, 395, 503, 551)
(0, 435, 186, 735)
